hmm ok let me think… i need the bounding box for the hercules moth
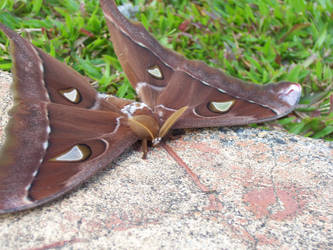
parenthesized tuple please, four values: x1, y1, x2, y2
(0, 0, 301, 214)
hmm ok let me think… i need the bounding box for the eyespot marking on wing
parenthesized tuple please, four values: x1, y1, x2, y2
(208, 101, 235, 113)
(58, 88, 81, 104)
(147, 65, 163, 80)
(50, 144, 91, 162)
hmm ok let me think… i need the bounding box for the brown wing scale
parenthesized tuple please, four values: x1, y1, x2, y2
(0, 23, 138, 214)
(100, 0, 301, 128)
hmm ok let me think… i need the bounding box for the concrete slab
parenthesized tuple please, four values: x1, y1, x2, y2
(0, 70, 332, 249)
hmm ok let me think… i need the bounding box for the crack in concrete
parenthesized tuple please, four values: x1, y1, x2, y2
(268, 144, 283, 217)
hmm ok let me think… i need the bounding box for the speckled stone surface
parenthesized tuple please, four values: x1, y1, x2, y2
(0, 70, 12, 145)
(0, 70, 332, 249)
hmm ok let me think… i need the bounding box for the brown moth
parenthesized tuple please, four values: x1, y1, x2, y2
(0, 0, 301, 214)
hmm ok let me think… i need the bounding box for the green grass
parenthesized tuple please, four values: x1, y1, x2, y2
(0, 0, 332, 140)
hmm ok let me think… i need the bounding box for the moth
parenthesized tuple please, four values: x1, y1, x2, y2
(0, 0, 301, 214)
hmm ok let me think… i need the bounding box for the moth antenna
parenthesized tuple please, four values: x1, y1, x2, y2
(159, 106, 188, 139)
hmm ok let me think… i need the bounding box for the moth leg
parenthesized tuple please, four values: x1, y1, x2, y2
(142, 139, 148, 159)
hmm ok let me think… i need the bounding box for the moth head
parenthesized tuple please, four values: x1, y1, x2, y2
(127, 106, 188, 145)
(127, 115, 160, 141)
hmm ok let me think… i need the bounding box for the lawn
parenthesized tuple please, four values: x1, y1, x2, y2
(0, 0, 332, 140)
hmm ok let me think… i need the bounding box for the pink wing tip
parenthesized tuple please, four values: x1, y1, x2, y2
(278, 82, 302, 107)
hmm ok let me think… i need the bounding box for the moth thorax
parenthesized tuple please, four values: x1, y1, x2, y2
(127, 115, 160, 140)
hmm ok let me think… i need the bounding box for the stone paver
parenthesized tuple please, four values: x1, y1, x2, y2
(0, 70, 332, 249)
